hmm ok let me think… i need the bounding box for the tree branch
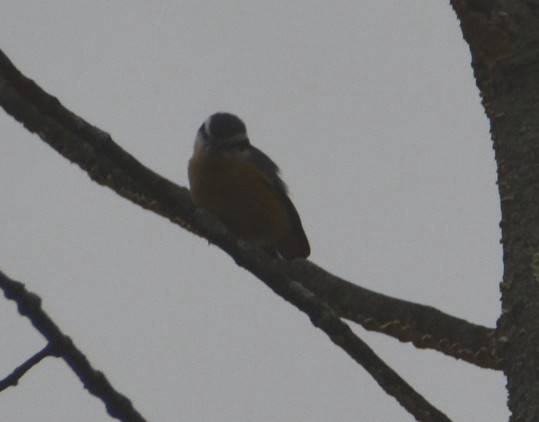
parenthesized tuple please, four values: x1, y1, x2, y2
(286, 260, 501, 369)
(0, 268, 451, 422)
(0, 47, 502, 371)
(0, 345, 54, 392)
(0, 271, 147, 422)
(266, 279, 452, 421)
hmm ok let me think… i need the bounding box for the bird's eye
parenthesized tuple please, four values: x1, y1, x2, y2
(199, 123, 210, 141)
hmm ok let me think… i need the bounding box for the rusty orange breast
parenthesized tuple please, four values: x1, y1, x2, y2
(188, 150, 291, 247)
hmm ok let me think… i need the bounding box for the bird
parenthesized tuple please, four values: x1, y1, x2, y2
(188, 112, 310, 259)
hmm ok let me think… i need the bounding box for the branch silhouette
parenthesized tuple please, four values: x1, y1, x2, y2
(0, 271, 148, 422)
(0, 47, 496, 420)
(0, 267, 449, 422)
(0, 345, 54, 392)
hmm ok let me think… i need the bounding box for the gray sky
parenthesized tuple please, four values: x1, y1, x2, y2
(1, 2, 506, 421)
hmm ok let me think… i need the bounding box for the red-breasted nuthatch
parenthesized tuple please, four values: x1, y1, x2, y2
(188, 113, 310, 259)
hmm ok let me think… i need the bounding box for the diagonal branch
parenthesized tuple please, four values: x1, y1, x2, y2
(0, 47, 502, 370)
(0, 271, 148, 422)
(0, 345, 54, 392)
(0, 268, 450, 422)
(242, 270, 453, 421)
(286, 260, 501, 369)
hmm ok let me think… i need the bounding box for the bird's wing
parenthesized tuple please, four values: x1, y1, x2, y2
(246, 147, 310, 259)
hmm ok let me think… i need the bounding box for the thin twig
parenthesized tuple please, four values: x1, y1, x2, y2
(0, 345, 55, 392)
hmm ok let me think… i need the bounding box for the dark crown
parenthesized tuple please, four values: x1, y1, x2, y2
(208, 113, 247, 139)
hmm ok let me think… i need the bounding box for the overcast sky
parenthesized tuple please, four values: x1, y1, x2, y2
(1, 2, 507, 421)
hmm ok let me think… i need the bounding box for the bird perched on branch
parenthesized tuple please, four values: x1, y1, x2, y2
(188, 112, 310, 259)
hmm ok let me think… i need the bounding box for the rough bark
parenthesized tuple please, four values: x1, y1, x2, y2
(452, 1, 539, 420)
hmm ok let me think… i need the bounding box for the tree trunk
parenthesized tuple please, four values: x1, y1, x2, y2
(453, 1, 539, 420)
